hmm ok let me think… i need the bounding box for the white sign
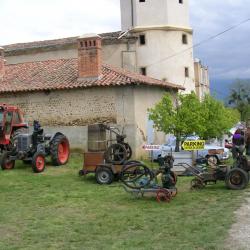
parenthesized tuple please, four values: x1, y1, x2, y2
(143, 145, 161, 151)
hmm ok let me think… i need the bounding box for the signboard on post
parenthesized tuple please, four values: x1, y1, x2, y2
(182, 140, 205, 151)
(143, 145, 161, 151)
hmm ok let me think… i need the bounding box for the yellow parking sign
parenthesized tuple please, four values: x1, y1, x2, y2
(182, 140, 205, 151)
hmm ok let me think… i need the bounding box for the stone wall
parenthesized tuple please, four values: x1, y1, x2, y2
(0, 86, 168, 157)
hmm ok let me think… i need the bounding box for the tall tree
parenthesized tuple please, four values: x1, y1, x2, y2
(148, 92, 205, 151)
(149, 92, 240, 151)
(201, 95, 240, 139)
(228, 79, 250, 122)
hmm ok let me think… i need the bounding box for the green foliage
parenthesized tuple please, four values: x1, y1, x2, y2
(228, 79, 250, 122)
(0, 155, 245, 250)
(148, 92, 240, 142)
(200, 95, 240, 139)
(148, 92, 205, 137)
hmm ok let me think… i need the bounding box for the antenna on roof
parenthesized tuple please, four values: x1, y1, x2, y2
(118, 29, 131, 40)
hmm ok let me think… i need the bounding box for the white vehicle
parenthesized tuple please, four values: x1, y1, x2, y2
(152, 137, 230, 165)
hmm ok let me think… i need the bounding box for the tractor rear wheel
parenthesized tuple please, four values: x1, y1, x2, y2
(1, 152, 15, 170)
(225, 168, 249, 190)
(50, 134, 70, 166)
(32, 152, 46, 173)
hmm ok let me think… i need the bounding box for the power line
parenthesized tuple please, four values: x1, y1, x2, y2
(146, 18, 250, 68)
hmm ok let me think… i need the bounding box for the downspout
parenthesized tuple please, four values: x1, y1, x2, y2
(131, 0, 134, 28)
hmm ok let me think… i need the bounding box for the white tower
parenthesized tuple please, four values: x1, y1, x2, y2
(120, 0, 195, 93)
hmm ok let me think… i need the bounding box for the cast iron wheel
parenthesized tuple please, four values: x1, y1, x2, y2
(207, 155, 219, 167)
(104, 143, 127, 164)
(32, 153, 46, 173)
(191, 178, 205, 190)
(1, 152, 15, 170)
(50, 134, 70, 166)
(156, 189, 172, 203)
(95, 167, 114, 185)
(123, 143, 132, 160)
(120, 163, 154, 189)
(225, 168, 249, 190)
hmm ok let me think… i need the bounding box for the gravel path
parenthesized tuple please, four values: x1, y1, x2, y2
(225, 191, 250, 250)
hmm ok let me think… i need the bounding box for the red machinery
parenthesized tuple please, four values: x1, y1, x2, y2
(0, 103, 28, 149)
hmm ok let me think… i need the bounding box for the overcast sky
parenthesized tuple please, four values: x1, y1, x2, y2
(1, 0, 250, 80)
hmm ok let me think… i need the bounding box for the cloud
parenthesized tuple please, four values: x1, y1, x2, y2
(190, 0, 250, 79)
(0, 0, 121, 44)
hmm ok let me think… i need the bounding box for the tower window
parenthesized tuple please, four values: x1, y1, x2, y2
(182, 34, 188, 44)
(139, 34, 146, 45)
(179, 0, 183, 4)
(140, 67, 147, 76)
(185, 67, 189, 78)
(139, 0, 145, 2)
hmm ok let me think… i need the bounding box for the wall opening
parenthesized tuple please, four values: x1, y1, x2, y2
(140, 67, 147, 76)
(139, 35, 146, 45)
(185, 67, 189, 78)
(182, 34, 188, 44)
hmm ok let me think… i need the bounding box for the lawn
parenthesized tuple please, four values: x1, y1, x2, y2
(0, 154, 246, 250)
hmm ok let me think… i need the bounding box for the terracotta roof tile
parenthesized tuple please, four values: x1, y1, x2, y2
(0, 58, 184, 93)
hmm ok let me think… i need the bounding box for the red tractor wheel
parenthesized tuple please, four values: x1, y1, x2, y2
(156, 189, 172, 203)
(1, 152, 15, 170)
(32, 153, 46, 173)
(50, 134, 70, 166)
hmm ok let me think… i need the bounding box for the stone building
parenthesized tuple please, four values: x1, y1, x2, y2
(194, 59, 210, 100)
(0, 35, 183, 157)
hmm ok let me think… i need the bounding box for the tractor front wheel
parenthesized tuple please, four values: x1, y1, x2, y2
(32, 153, 46, 173)
(50, 134, 70, 166)
(1, 152, 15, 170)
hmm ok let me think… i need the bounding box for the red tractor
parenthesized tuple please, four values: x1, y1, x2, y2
(0, 103, 28, 150)
(0, 104, 70, 173)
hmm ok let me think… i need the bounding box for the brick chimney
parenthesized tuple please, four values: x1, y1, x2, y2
(0, 47, 5, 78)
(77, 34, 102, 79)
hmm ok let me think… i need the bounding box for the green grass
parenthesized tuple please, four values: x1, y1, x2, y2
(0, 154, 247, 250)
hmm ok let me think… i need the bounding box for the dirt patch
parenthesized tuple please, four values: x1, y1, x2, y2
(225, 191, 250, 250)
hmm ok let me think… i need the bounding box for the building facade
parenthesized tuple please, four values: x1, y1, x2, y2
(0, 35, 183, 157)
(121, 0, 196, 93)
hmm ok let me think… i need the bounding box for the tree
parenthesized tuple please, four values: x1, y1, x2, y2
(200, 95, 240, 139)
(148, 92, 205, 151)
(228, 79, 250, 122)
(148, 92, 240, 152)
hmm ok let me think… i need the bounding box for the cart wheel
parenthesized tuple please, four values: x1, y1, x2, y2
(156, 189, 172, 203)
(104, 143, 127, 164)
(191, 178, 205, 190)
(171, 188, 178, 197)
(123, 143, 132, 160)
(1, 152, 15, 170)
(207, 155, 218, 167)
(170, 171, 178, 185)
(32, 153, 46, 173)
(120, 163, 154, 189)
(95, 167, 114, 185)
(225, 168, 249, 190)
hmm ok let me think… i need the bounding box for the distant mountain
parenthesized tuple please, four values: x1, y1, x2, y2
(210, 78, 234, 102)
